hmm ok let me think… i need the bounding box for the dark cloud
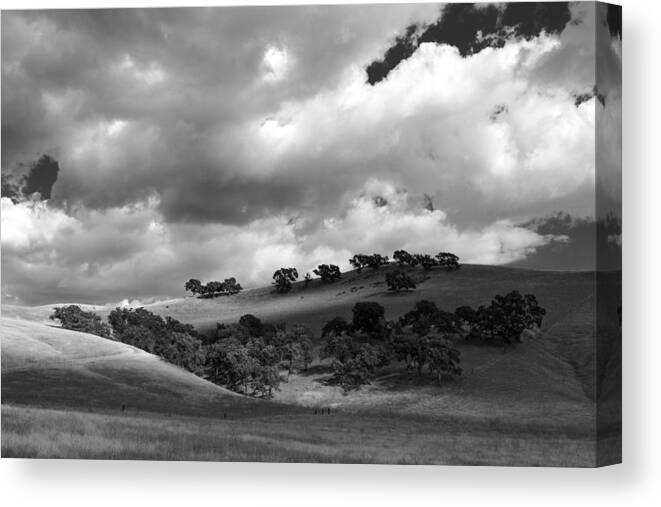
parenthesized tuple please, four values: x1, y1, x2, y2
(366, 2, 571, 85)
(23, 154, 59, 199)
(0, 154, 59, 202)
(1, 4, 440, 224)
(512, 212, 621, 271)
(1, 4, 621, 305)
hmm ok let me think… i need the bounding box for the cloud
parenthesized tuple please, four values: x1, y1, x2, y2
(1, 180, 558, 305)
(1, 154, 60, 202)
(1, 5, 442, 223)
(0, 4, 622, 304)
(366, 2, 572, 84)
(512, 211, 621, 270)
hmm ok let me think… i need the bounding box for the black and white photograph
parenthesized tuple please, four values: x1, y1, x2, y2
(1, 1, 621, 467)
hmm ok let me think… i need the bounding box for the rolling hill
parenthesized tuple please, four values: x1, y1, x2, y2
(1, 264, 621, 465)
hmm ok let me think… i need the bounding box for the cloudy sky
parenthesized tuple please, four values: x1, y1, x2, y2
(1, 2, 622, 305)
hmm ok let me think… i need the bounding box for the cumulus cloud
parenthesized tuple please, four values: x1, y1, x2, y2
(1, 180, 558, 304)
(1, 3, 621, 304)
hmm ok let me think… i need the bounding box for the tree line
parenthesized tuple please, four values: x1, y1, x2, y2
(268, 250, 461, 295)
(49, 305, 312, 398)
(50, 287, 545, 397)
(185, 277, 243, 298)
(319, 290, 545, 390)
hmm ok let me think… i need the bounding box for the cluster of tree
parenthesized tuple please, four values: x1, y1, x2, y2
(272, 267, 299, 293)
(207, 315, 313, 397)
(349, 253, 390, 272)
(320, 301, 461, 391)
(50, 305, 111, 338)
(107, 307, 206, 373)
(313, 264, 342, 283)
(455, 291, 546, 345)
(185, 278, 243, 298)
(392, 250, 460, 271)
(320, 291, 545, 390)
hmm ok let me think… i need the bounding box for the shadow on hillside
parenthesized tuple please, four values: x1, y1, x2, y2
(297, 364, 333, 377)
(375, 370, 461, 392)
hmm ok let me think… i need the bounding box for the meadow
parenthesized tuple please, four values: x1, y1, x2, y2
(1, 404, 596, 466)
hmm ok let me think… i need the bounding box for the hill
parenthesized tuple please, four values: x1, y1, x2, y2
(1, 264, 621, 465)
(0, 317, 286, 419)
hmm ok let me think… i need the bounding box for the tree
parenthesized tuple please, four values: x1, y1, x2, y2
(463, 291, 546, 344)
(365, 253, 389, 269)
(107, 307, 205, 373)
(222, 277, 243, 295)
(455, 305, 477, 328)
(329, 343, 383, 391)
(392, 327, 461, 382)
(349, 253, 389, 272)
(321, 316, 350, 338)
(414, 254, 438, 271)
(313, 264, 342, 282)
(385, 270, 416, 291)
(304, 272, 312, 288)
(321, 332, 356, 364)
(280, 324, 313, 375)
(238, 314, 263, 337)
(204, 280, 225, 297)
(349, 254, 368, 272)
(352, 302, 386, 336)
(489, 291, 545, 344)
(400, 300, 439, 326)
(185, 278, 203, 296)
(187, 277, 242, 298)
(436, 252, 460, 270)
(50, 305, 111, 338)
(393, 249, 413, 266)
(207, 339, 260, 395)
(426, 333, 462, 385)
(272, 267, 298, 293)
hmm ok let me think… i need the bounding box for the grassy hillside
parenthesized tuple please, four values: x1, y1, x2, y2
(3, 265, 597, 335)
(1, 264, 621, 465)
(0, 317, 287, 419)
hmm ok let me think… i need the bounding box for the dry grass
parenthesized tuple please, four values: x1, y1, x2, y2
(1, 404, 597, 466)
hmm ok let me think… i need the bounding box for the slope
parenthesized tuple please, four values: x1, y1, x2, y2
(0, 317, 287, 418)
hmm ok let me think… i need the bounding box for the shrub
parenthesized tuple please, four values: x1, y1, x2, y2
(50, 305, 111, 338)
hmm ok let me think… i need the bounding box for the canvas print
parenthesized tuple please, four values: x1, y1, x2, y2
(0, 2, 621, 466)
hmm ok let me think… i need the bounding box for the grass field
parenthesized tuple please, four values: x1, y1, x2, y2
(1, 404, 597, 466)
(1, 265, 621, 465)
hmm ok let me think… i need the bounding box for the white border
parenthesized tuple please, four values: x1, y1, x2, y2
(1, 0, 659, 505)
